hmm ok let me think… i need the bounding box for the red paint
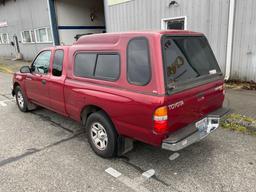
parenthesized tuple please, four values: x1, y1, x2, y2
(13, 31, 225, 147)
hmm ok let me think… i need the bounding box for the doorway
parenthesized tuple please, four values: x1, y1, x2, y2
(54, 0, 106, 45)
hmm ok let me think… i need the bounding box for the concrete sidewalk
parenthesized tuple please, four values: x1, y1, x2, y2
(225, 89, 256, 119)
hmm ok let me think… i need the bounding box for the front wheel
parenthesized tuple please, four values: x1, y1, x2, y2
(86, 111, 118, 158)
(15, 86, 28, 112)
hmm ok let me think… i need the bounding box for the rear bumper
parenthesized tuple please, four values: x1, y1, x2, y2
(161, 107, 229, 151)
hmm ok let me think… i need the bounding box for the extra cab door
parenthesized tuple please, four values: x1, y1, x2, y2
(48, 49, 67, 115)
(25, 50, 51, 107)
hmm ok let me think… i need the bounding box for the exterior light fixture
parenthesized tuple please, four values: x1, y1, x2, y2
(169, 1, 179, 7)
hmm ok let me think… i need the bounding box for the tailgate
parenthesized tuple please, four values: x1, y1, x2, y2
(161, 35, 225, 133)
(164, 79, 225, 133)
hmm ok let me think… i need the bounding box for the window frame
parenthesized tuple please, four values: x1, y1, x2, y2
(161, 16, 187, 30)
(31, 50, 52, 75)
(20, 30, 36, 44)
(0, 33, 9, 44)
(34, 27, 53, 44)
(52, 49, 64, 77)
(126, 37, 152, 86)
(73, 51, 121, 82)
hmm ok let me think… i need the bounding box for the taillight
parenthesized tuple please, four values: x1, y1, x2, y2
(153, 106, 168, 134)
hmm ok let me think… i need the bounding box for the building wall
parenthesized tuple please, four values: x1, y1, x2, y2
(231, 0, 256, 81)
(55, 0, 106, 45)
(105, 0, 256, 81)
(105, 0, 230, 73)
(0, 0, 53, 60)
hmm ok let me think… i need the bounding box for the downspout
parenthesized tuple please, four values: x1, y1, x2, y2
(225, 0, 236, 80)
(47, 0, 60, 45)
(103, 0, 109, 32)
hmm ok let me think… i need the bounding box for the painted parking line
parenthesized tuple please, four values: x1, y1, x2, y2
(0, 101, 7, 107)
(105, 167, 155, 192)
(0, 99, 15, 107)
(169, 152, 180, 161)
(105, 167, 122, 178)
(142, 169, 155, 179)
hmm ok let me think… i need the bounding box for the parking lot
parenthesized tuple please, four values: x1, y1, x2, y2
(0, 71, 256, 192)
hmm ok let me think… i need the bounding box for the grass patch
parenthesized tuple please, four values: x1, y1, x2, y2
(221, 113, 256, 136)
(225, 80, 256, 90)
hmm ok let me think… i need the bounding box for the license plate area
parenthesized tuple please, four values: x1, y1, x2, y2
(196, 116, 220, 134)
(195, 118, 208, 132)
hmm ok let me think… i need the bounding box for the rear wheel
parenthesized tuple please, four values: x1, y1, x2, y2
(86, 111, 117, 158)
(15, 86, 28, 112)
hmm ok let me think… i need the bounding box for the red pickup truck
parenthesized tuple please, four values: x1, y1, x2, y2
(12, 31, 229, 158)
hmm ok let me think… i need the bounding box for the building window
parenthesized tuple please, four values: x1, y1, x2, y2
(21, 30, 35, 43)
(0, 33, 9, 44)
(161, 16, 187, 30)
(35, 27, 53, 43)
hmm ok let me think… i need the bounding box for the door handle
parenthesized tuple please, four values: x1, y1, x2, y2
(42, 79, 46, 85)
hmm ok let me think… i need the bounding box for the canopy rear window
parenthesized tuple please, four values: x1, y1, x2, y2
(162, 36, 221, 87)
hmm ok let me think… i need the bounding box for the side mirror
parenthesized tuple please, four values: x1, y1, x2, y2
(20, 66, 31, 73)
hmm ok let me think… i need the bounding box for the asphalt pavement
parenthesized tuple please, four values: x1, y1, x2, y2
(0, 71, 255, 192)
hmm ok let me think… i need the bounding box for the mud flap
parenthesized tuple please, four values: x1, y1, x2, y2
(117, 136, 134, 156)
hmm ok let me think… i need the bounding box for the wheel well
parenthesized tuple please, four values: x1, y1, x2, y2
(81, 105, 112, 126)
(81, 105, 130, 156)
(12, 82, 20, 96)
(13, 82, 20, 89)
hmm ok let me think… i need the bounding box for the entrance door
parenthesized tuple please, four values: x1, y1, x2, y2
(161, 16, 187, 30)
(25, 50, 51, 107)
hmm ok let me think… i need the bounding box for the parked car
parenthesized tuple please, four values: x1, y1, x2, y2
(12, 31, 229, 158)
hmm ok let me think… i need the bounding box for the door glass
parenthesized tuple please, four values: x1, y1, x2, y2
(31, 51, 51, 74)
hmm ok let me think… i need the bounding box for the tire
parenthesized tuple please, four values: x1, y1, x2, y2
(86, 111, 117, 158)
(15, 86, 28, 112)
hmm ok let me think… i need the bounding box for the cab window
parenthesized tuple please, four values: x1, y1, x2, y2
(31, 50, 51, 74)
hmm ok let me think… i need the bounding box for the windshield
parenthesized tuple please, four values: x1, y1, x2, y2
(162, 36, 221, 86)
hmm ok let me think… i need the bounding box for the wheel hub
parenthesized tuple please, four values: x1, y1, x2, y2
(17, 91, 24, 108)
(90, 122, 108, 151)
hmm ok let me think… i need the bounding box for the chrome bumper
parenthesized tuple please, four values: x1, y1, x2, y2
(162, 107, 229, 151)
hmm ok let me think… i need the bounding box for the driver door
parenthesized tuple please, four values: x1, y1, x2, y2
(25, 50, 52, 108)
